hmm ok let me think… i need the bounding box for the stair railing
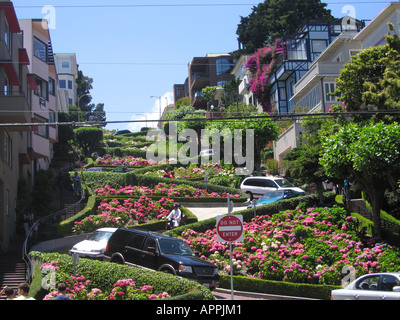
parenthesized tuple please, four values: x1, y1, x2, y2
(22, 184, 86, 283)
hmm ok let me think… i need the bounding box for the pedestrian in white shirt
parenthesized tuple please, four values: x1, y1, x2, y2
(167, 204, 181, 228)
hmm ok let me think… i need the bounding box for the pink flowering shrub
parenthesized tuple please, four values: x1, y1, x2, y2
(109, 279, 170, 300)
(73, 196, 173, 233)
(180, 206, 400, 285)
(94, 154, 153, 166)
(94, 183, 241, 199)
(245, 44, 278, 112)
(41, 260, 170, 300)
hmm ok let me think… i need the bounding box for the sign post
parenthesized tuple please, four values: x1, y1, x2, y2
(216, 198, 244, 300)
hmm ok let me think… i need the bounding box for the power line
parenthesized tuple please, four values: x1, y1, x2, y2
(2, 110, 400, 128)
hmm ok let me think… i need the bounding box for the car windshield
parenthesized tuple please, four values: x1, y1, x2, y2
(260, 190, 285, 199)
(87, 231, 114, 242)
(159, 239, 195, 256)
(274, 178, 295, 188)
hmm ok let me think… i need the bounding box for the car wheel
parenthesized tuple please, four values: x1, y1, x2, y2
(246, 191, 254, 200)
(111, 256, 124, 264)
(161, 268, 174, 275)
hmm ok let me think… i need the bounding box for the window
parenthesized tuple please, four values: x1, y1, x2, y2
(312, 40, 327, 53)
(4, 18, 11, 53)
(126, 234, 146, 249)
(324, 82, 337, 102)
(33, 37, 47, 63)
(1, 130, 12, 168)
(59, 80, 66, 89)
(68, 80, 73, 89)
(381, 275, 400, 292)
(33, 117, 49, 138)
(216, 58, 233, 75)
(62, 60, 70, 69)
(3, 73, 10, 96)
(279, 87, 287, 101)
(35, 77, 48, 100)
(48, 78, 55, 95)
(356, 275, 380, 290)
(350, 50, 361, 57)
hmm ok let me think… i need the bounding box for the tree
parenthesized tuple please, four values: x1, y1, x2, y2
(334, 23, 400, 122)
(75, 69, 106, 123)
(236, 0, 334, 53)
(320, 122, 400, 239)
(207, 113, 280, 171)
(74, 127, 104, 156)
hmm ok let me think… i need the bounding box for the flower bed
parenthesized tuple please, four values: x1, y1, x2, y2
(72, 196, 173, 233)
(94, 154, 153, 167)
(179, 206, 400, 286)
(93, 182, 242, 199)
(40, 260, 170, 300)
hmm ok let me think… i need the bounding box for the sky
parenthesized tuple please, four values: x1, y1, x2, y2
(11, 0, 391, 132)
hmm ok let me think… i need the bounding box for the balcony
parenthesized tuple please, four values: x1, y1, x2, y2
(0, 90, 31, 128)
(239, 75, 250, 95)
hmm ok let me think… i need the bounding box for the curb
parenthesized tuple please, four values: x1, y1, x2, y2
(214, 288, 319, 300)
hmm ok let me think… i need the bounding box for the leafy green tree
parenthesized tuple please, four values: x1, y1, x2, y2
(207, 114, 280, 171)
(74, 127, 104, 156)
(334, 23, 400, 122)
(320, 122, 400, 239)
(236, 0, 334, 53)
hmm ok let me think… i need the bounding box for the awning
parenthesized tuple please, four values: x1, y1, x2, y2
(19, 49, 30, 65)
(27, 74, 37, 90)
(0, 3, 20, 33)
(0, 61, 20, 86)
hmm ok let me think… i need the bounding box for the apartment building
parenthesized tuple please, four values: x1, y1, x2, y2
(54, 53, 78, 113)
(188, 53, 235, 109)
(19, 18, 59, 171)
(270, 17, 365, 115)
(274, 2, 400, 163)
(0, 1, 34, 250)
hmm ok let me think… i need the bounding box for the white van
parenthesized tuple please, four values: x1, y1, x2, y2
(69, 228, 117, 259)
(240, 176, 305, 199)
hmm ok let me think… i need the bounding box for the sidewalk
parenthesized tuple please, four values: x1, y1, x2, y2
(184, 203, 248, 221)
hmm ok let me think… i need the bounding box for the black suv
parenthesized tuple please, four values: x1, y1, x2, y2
(104, 228, 219, 290)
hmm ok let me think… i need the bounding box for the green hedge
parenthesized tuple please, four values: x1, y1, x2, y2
(219, 275, 340, 300)
(29, 252, 213, 300)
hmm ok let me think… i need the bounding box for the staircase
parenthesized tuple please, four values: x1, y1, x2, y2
(0, 238, 26, 299)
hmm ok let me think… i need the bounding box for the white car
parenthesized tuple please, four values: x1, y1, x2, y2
(240, 176, 305, 199)
(331, 272, 400, 300)
(200, 149, 214, 156)
(69, 228, 117, 259)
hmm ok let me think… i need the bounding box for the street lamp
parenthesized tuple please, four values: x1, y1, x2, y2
(77, 93, 91, 122)
(150, 95, 161, 126)
(135, 113, 148, 128)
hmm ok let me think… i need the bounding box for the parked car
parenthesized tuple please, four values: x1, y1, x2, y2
(113, 129, 131, 136)
(240, 176, 305, 199)
(247, 189, 302, 208)
(331, 272, 400, 300)
(111, 166, 133, 173)
(86, 167, 105, 172)
(69, 228, 117, 259)
(104, 228, 219, 290)
(200, 149, 214, 156)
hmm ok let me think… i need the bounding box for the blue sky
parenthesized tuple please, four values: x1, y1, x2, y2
(12, 0, 390, 132)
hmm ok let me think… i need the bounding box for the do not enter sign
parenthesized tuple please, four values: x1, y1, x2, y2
(216, 215, 243, 243)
